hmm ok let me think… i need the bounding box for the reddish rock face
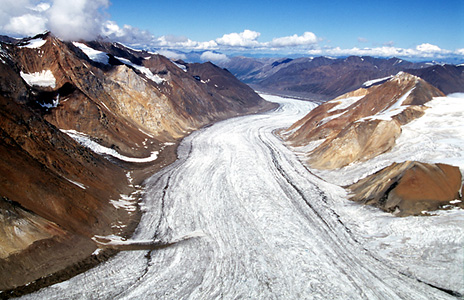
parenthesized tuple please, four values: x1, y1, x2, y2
(347, 161, 463, 216)
(283, 72, 444, 169)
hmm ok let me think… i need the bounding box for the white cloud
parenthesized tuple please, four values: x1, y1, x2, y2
(30, 2, 51, 12)
(4, 14, 48, 36)
(200, 51, 229, 63)
(416, 43, 442, 53)
(307, 44, 459, 59)
(156, 50, 187, 61)
(456, 48, 464, 56)
(0, 0, 109, 40)
(268, 32, 317, 47)
(216, 29, 261, 47)
(0, 4, 460, 62)
(154, 35, 217, 50)
(157, 35, 196, 48)
(47, 0, 109, 41)
(103, 21, 154, 45)
(0, 0, 46, 36)
(357, 37, 368, 43)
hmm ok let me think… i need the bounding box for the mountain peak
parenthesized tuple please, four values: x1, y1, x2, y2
(392, 71, 420, 82)
(282, 70, 444, 170)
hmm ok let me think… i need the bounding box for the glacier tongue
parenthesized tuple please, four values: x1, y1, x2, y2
(21, 95, 461, 299)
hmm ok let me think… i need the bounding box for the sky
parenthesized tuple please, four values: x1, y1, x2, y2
(0, 0, 463, 61)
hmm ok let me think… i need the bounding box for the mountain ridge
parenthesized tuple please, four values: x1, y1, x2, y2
(282, 71, 464, 216)
(220, 56, 464, 100)
(0, 32, 276, 293)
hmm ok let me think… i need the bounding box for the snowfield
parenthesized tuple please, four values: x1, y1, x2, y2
(115, 56, 166, 84)
(61, 129, 159, 163)
(22, 95, 463, 299)
(19, 38, 47, 49)
(362, 75, 394, 87)
(73, 42, 110, 65)
(20, 70, 56, 88)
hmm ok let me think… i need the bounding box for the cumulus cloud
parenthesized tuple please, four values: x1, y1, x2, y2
(0, 4, 459, 62)
(456, 48, 464, 56)
(308, 43, 457, 59)
(0, 0, 47, 36)
(156, 49, 187, 61)
(0, 0, 109, 40)
(268, 32, 317, 47)
(47, 0, 109, 40)
(216, 30, 261, 47)
(103, 21, 155, 45)
(416, 43, 442, 53)
(3, 14, 48, 36)
(200, 51, 229, 63)
(213, 30, 320, 50)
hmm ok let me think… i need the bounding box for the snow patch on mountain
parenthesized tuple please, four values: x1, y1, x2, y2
(65, 178, 86, 189)
(115, 56, 165, 84)
(362, 75, 394, 87)
(20, 70, 56, 88)
(38, 95, 60, 109)
(313, 93, 464, 186)
(171, 60, 187, 72)
(327, 96, 364, 112)
(19, 38, 47, 49)
(358, 87, 415, 122)
(318, 111, 346, 126)
(73, 42, 109, 65)
(61, 129, 159, 163)
(110, 194, 137, 212)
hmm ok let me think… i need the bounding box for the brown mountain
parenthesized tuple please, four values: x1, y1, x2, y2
(0, 32, 275, 293)
(283, 72, 444, 169)
(347, 161, 463, 216)
(282, 72, 464, 216)
(406, 64, 464, 95)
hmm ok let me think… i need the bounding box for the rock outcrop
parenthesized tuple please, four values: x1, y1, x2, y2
(347, 161, 463, 216)
(0, 32, 275, 292)
(283, 72, 444, 169)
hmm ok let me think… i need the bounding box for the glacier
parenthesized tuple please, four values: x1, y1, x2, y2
(20, 94, 462, 299)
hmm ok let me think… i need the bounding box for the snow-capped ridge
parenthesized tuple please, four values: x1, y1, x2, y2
(391, 71, 420, 83)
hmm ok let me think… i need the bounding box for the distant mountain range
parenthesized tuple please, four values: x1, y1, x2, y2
(219, 56, 464, 100)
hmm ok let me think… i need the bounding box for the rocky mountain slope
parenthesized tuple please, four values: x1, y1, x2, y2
(220, 56, 464, 100)
(282, 72, 464, 216)
(0, 32, 275, 293)
(348, 161, 462, 216)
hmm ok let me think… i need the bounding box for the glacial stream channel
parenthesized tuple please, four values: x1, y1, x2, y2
(21, 95, 458, 299)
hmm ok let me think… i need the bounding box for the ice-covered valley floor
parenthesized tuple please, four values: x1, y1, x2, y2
(20, 95, 463, 299)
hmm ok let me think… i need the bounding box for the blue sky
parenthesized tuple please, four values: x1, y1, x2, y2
(107, 0, 463, 51)
(0, 0, 462, 60)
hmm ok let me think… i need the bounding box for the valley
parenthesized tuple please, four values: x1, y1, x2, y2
(17, 95, 463, 299)
(0, 32, 463, 299)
